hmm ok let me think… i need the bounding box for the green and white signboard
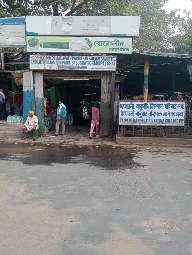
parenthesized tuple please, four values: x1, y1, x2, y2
(27, 36, 132, 54)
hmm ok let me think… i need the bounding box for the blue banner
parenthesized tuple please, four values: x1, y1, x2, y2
(0, 18, 26, 26)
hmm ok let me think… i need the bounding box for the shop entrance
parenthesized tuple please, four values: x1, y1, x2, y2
(44, 75, 101, 127)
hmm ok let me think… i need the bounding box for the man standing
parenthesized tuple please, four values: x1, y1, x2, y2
(0, 89, 6, 120)
(55, 100, 67, 136)
(89, 98, 100, 139)
(22, 111, 38, 141)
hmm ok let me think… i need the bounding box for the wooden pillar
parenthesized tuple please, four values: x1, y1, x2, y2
(172, 74, 175, 96)
(34, 72, 44, 134)
(100, 72, 115, 137)
(23, 71, 34, 121)
(114, 83, 119, 122)
(143, 60, 149, 101)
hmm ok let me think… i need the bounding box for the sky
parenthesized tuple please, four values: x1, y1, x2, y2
(163, 0, 192, 14)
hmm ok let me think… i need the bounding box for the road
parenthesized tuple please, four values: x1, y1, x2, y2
(0, 142, 191, 255)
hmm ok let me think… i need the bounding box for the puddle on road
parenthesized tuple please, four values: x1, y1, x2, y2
(0, 142, 144, 170)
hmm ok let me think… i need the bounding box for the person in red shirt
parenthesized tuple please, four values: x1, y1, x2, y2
(46, 100, 53, 130)
(14, 91, 23, 116)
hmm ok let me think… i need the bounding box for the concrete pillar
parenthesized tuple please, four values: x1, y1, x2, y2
(34, 71, 44, 132)
(23, 71, 34, 121)
(100, 72, 115, 137)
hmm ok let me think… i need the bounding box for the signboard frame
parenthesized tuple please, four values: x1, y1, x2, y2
(119, 101, 186, 126)
(27, 36, 132, 54)
(30, 55, 117, 71)
(26, 16, 140, 37)
(0, 17, 26, 47)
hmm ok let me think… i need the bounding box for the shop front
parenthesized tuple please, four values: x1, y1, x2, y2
(23, 55, 118, 136)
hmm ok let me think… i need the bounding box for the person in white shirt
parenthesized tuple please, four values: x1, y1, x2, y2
(55, 100, 67, 136)
(22, 111, 38, 141)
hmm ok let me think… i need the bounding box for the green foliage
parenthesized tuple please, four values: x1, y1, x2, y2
(123, 0, 192, 54)
(168, 10, 192, 54)
(130, 0, 175, 52)
(0, 0, 131, 16)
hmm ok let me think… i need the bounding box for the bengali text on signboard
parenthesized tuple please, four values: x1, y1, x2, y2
(0, 18, 26, 47)
(30, 55, 116, 71)
(119, 102, 186, 126)
(27, 36, 132, 54)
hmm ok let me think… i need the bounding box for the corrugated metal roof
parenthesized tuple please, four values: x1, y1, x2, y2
(132, 51, 192, 59)
(116, 51, 192, 75)
(2, 51, 192, 77)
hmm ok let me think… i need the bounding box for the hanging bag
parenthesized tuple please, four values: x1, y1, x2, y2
(58, 106, 67, 119)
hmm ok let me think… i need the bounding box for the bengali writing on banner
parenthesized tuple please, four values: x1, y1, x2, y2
(119, 102, 186, 126)
(0, 18, 26, 47)
(26, 16, 140, 37)
(27, 36, 132, 54)
(30, 55, 116, 71)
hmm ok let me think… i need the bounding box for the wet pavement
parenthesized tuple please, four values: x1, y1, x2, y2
(0, 142, 141, 169)
(0, 142, 191, 255)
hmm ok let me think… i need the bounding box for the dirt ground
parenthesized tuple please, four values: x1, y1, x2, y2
(0, 120, 116, 147)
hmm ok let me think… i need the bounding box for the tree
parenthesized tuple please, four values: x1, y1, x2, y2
(168, 10, 192, 54)
(130, 0, 177, 52)
(0, 0, 131, 17)
(130, 1, 192, 54)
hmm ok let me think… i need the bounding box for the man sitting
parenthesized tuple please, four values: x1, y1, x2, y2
(22, 111, 38, 141)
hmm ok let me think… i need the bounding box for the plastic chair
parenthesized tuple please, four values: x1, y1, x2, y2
(26, 128, 39, 139)
(26, 118, 41, 139)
